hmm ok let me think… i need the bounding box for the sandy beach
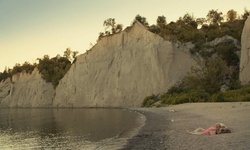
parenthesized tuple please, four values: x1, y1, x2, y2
(122, 102, 250, 150)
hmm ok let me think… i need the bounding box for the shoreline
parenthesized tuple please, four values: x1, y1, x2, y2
(122, 102, 250, 150)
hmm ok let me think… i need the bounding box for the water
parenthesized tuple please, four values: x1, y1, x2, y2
(0, 108, 143, 149)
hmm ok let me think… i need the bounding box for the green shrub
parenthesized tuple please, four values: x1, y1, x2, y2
(143, 99, 155, 107)
(142, 94, 158, 107)
(37, 56, 71, 88)
(143, 80, 250, 107)
(188, 90, 210, 102)
(160, 94, 171, 104)
(167, 84, 185, 94)
(155, 103, 163, 107)
(171, 93, 189, 105)
(223, 97, 238, 102)
(224, 85, 250, 97)
(222, 85, 250, 102)
(241, 95, 250, 101)
(160, 93, 189, 105)
(210, 92, 224, 102)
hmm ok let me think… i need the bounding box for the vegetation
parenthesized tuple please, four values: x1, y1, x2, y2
(0, 48, 78, 88)
(99, 18, 123, 39)
(206, 9, 224, 25)
(142, 53, 248, 107)
(37, 55, 70, 88)
(142, 94, 159, 107)
(227, 9, 238, 22)
(0, 62, 36, 82)
(37, 48, 78, 87)
(134, 14, 149, 27)
(142, 8, 250, 107)
(1, 8, 249, 104)
(0, 70, 11, 82)
(184, 58, 229, 94)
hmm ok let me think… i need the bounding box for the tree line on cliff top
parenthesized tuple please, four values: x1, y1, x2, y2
(100, 9, 249, 43)
(0, 8, 249, 93)
(0, 48, 78, 88)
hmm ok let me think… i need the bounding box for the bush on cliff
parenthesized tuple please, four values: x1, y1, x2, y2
(0, 48, 78, 88)
(0, 62, 36, 82)
(0, 70, 11, 82)
(36, 48, 80, 88)
(11, 62, 36, 75)
(37, 55, 71, 88)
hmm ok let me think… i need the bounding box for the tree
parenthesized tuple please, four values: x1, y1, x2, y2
(72, 51, 79, 60)
(206, 9, 223, 25)
(226, 9, 237, 22)
(157, 15, 166, 28)
(182, 13, 194, 24)
(21, 61, 35, 74)
(242, 8, 250, 20)
(43, 55, 50, 60)
(196, 18, 206, 26)
(184, 57, 228, 94)
(63, 48, 79, 62)
(0, 69, 11, 82)
(176, 13, 198, 29)
(214, 40, 239, 66)
(103, 18, 123, 35)
(72, 51, 79, 63)
(37, 54, 71, 87)
(183, 13, 197, 28)
(134, 14, 149, 27)
(64, 48, 72, 59)
(103, 18, 116, 34)
(115, 24, 123, 33)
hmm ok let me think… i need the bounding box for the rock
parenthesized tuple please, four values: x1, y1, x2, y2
(0, 68, 55, 107)
(240, 17, 250, 84)
(53, 22, 198, 107)
(208, 35, 240, 48)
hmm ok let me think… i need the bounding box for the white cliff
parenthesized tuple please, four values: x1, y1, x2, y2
(0, 68, 55, 107)
(53, 22, 198, 107)
(240, 17, 250, 84)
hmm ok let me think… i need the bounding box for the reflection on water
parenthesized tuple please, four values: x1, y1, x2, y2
(0, 108, 141, 149)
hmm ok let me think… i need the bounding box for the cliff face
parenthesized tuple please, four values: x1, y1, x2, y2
(0, 68, 55, 107)
(0, 22, 199, 107)
(53, 22, 198, 107)
(240, 17, 250, 84)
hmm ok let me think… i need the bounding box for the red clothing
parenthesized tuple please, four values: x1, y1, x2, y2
(203, 126, 217, 135)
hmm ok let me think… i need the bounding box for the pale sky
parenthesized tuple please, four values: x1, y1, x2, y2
(0, 0, 249, 72)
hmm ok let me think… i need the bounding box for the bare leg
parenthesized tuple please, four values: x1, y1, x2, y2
(193, 127, 205, 132)
(187, 127, 205, 135)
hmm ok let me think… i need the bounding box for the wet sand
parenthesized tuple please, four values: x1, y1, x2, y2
(122, 102, 250, 150)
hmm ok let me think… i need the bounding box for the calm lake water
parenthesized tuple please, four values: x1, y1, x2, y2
(0, 108, 143, 149)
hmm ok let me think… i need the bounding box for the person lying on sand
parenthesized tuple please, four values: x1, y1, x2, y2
(187, 123, 231, 135)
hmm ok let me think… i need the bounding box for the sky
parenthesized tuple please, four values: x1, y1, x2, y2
(0, 0, 249, 72)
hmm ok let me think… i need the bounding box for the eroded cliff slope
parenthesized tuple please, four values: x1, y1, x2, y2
(53, 22, 198, 107)
(0, 68, 54, 107)
(240, 17, 250, 84)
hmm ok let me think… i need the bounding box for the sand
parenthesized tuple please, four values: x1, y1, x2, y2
(122, 102, 250, 150)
